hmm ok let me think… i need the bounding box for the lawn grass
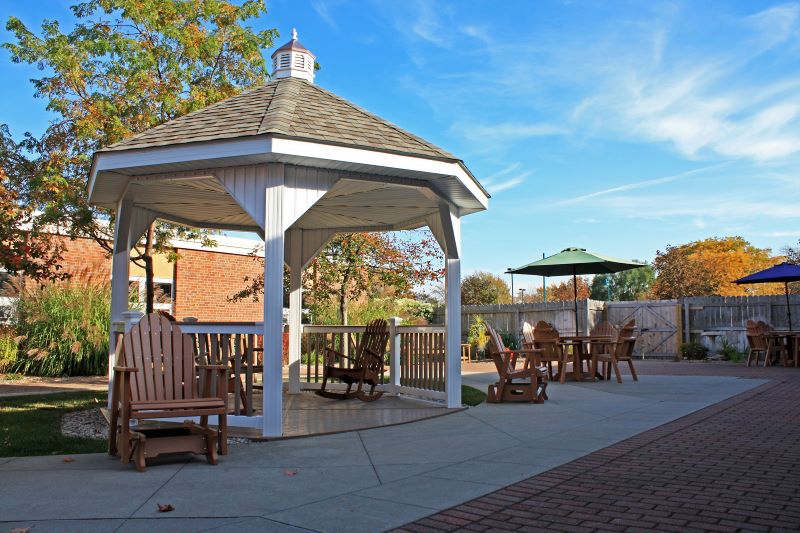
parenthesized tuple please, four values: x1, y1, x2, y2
(462, 384, 486, 406)
(0, 390, 107, 457)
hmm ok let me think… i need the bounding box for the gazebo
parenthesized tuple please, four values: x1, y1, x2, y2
(88, 31, 489, 437)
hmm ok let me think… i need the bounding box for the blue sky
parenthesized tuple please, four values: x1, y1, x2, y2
(2, 1, 799, 293)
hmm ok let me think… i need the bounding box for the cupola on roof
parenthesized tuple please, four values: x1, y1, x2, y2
(271, 29, 315, 83)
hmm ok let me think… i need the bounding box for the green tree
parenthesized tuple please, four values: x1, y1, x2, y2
(461, 271, 511, 305)
(590, 263, 655, 301)
(0, 125, 68, 281)
(4, 0, 277, 310)
(230, 230, 444, 325)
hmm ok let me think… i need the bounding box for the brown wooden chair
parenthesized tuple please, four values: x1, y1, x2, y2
(591, 334, 638, 383)
(746, 320, 769, 367)
(530, 321, 567, 382)
(757, 321, 789, 367)
(485, 323, 548, 403)
(108, 314, 228, 472)
(317, 319, 390, 402)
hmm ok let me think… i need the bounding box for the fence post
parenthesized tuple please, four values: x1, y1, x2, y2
(389, 316, 402, 393)
(121, 310, 145, 333)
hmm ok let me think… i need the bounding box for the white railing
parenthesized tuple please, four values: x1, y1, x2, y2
(300, 321, 446, 400)
(113, 314, 448, 429)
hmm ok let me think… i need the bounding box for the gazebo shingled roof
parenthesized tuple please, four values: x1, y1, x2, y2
(102, 77, 458, 161)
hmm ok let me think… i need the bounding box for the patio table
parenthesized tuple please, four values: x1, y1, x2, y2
(763, 331, 800, 367)
(559, 335, 613, 382)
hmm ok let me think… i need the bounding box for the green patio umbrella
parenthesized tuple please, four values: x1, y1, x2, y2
(506, 248, 646, 335)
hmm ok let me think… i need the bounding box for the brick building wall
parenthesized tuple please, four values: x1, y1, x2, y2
(173, 248, 263, 321)
(51, 235, 264, 322)
(57, 236, 113, 280)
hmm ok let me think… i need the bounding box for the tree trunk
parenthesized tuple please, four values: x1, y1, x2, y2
(144, 222, 155, 314)
(339, 291, 348, 326)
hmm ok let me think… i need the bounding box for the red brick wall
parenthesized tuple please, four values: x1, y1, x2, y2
(51, 235, 264, 321)
(172, 248, 264, 321)
(57, 236, 112, 281)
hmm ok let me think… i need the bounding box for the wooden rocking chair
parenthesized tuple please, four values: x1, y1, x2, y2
(485, 323, 548, 403)
(317, 319, 390, 402)
(108, 314, 229, 471)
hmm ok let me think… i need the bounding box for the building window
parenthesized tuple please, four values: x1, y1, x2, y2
(130, 277, 174, 312)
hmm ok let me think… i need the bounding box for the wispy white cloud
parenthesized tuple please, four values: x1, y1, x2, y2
(410, 1, 450, 46)
(311, 0, 339, 30)
(452, 121, 569, 142)
(481, 163, 531, 194)
(571, 4, 800, 162)
(556, 163, 731, 206)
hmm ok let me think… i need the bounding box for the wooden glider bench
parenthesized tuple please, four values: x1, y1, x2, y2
(109, 314, 229, 472)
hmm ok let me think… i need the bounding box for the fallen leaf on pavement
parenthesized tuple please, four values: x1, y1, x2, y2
(284, 469, 297, 477)
(7, 528, 31, 533)
(63, 457, 75, 463)
(157, 503, 175, 513)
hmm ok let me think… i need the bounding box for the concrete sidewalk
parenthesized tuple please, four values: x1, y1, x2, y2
(0, 372, 765, 532)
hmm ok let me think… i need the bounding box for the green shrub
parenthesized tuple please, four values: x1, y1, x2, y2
(0, 329, 19, 372)
(11, 274, 110, 376)
(467, 316, 489, 357)
(718, 338, 746, 363)
(499, 330, 519, 350)
(680, 341, 709, 360)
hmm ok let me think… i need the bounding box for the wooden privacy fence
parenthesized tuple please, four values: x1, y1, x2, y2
(452, 300, 606, 344)
(452, 294, 800, 360)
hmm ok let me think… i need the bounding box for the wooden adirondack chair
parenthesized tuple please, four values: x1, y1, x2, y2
(530, 321, 567, 382)
(108, 314, 228, 471)
(317, 319, 390, 402)
(591, 319, 638, 383)
(485, 323, 548, 403)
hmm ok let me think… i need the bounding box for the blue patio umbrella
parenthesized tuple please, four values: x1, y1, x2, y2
(734, 262, 800, 330)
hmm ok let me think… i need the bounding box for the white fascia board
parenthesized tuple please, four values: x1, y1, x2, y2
(90, 135, 489, 211)
(270, 137, 489, 211)
(89, 137, 274, 204)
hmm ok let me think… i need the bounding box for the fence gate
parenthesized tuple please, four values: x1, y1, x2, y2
(606, 300, 681, 359)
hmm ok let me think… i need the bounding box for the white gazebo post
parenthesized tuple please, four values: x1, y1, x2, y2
(263, 163, 286, 437)
(108, 197, 156, 408)
(440, 205, 462, 408)
(287, 227, 303, 395)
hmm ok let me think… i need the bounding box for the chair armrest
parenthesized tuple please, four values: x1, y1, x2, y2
(197, 364, 229, 371)
(361, 348, 385, 364)
(323, 347, 358, 364)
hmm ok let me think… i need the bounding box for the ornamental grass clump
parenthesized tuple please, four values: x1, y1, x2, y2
(11, 271, 110, 376)
(0, 329, 19, 372)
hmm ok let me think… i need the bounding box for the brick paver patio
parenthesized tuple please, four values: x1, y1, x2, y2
(395, 362, 800, 532)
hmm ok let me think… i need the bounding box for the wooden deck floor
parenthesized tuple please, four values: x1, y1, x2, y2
(230, 391, 460, 440)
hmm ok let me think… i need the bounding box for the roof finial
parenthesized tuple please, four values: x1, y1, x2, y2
(292, 28, 298, 41)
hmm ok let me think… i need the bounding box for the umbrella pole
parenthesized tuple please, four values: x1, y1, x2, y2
(573, 267, 579, 336)
(786, 282, 793, 331)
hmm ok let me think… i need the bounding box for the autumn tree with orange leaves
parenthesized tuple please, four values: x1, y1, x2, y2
(652, 237, 783, 298)
(3, 0, 278, 310)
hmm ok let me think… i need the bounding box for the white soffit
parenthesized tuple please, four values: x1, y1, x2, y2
(88, 135, 488, 213)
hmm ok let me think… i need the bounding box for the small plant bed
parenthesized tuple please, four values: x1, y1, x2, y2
(462, 384, 487, 406)
(0, 390, 107, 457)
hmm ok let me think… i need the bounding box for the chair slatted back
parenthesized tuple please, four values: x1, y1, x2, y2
(615, 337, 637, 361)
(590, 320, 617, 355)
(618, 319, 636, 339)
(522, 322, 535, 347)
(485, 323, 513, 377)
(746, 320, 768, 351)
(357, 319, 390, 371)
(121, 313, 197, 403)
(532, 321, 562, 359)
